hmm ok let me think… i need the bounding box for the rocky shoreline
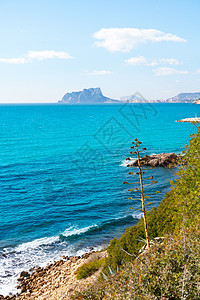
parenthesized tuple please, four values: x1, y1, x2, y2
(0, 250, 107, 300)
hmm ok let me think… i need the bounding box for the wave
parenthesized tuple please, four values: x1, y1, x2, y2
(14, 216, 140, 253)
(61, 224, 98, 238)
(61, 215, 141, 241)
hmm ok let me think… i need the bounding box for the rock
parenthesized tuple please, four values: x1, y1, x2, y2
(58, 259, 64, 265)
(81, 253, 90, 259)
(36, 271, 45, 278)
(21, 284, 26, 293)
(70, 257, 79, 263)
(127, 153, 179, 168)
(89, 246, 94, 251)
(29, 267, 35, 272)
(17, 277, 24, 282)
(20, 271, 29, 278)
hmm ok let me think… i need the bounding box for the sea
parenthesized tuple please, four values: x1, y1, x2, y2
(0, 103, 200, 296)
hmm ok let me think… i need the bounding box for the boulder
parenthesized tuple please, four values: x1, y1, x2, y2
(20, 271, 29, 278)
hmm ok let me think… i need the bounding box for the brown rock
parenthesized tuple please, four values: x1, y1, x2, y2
(128, 153, 179, 168)
(21, 285, 26, 293)
(17, 277, 24, 282)
(37, 270, 46, 276)
(20, 271, 29, 277)
(70, 256, 79, 263)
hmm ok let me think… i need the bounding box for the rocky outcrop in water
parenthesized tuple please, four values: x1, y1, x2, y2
(126, 153, 179, 168)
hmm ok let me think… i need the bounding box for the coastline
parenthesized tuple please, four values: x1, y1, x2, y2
(1, 103, 200, 298)
(1, 250, 107, 300)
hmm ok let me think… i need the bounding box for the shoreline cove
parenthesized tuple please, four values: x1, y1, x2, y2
(0, 250, 108, 299)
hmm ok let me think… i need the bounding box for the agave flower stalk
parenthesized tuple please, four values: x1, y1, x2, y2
(134, 139, 150, 250)
(123, 139, 159, 251)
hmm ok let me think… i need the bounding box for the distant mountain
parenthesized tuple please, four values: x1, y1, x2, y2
(166, 92, 200, 103)
(120, 93, 148, 103)
(58, 87, 119, 104)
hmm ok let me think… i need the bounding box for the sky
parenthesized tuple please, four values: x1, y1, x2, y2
(0, 0, 200, 103)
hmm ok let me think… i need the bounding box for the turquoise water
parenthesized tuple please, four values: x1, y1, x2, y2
(0, 103, 199, 295)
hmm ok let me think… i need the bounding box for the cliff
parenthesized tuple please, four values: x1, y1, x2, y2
(58, 88, 119, 104)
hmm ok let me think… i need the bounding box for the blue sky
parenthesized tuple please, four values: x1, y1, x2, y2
(0, 0, 200, 103)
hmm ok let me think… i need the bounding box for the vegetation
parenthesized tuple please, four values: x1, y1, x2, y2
(76, 258, 105, 280)
(106, 126, 200, 269)
(72, 229, 200, 299)
(72, 126, 200, 299)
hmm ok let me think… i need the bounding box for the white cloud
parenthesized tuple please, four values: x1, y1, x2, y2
(196, 69, 200, 73)
(125, 56, 147, 66)
(126, 56, 182, 66)
(85, 70, 113, 75)
(0, 50, 72, 64)
(0, 57, 26, 64)
(93, 28, 186, 52)
(27, 50, 73, 60)
(153, 67, 188, 76)
(149, 58, 181, 66)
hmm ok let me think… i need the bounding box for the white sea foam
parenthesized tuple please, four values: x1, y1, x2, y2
(15, 235, 59, 252)
(62, 224, 98, 237)
(132, 212, 142, 219)
(120, 158, 137, 167)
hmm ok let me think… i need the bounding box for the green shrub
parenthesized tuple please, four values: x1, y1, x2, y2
(73, 229, 200, 299)
(76, 258, 105, 280)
